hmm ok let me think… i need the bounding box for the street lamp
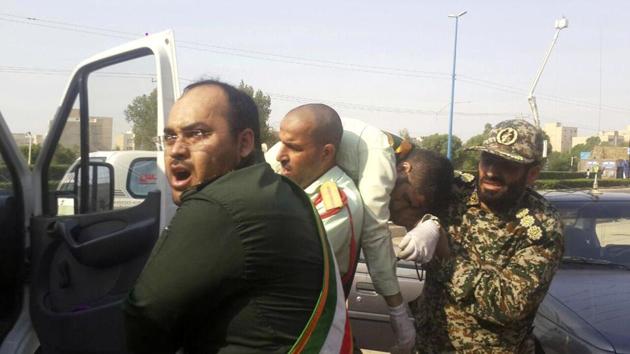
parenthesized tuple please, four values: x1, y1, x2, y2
(446, 10, 467, 160)
(25, 131, 33, 166)
(528, 17, 569, 128)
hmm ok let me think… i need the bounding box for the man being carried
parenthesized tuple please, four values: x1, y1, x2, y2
(124, 81, 352, 354)
(276, 103, 364, 296)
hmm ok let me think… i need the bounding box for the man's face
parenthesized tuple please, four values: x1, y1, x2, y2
(389, 174, 427, 230)
(477, 152, 533, 211)
(164, 85, 240, 205)
(276, 115, 325, 188)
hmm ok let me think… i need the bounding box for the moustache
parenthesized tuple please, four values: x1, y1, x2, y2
(481, 176, 506, 185)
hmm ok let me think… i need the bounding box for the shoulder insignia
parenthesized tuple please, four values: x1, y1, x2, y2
(320, 180, 343, 211)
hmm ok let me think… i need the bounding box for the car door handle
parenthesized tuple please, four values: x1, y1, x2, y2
(356, 282, 378, 295)
(53, 218, 157, 267)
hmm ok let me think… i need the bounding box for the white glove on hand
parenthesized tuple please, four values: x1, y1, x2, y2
(398, 214, 441, 263)
(389, 303, 415, 354)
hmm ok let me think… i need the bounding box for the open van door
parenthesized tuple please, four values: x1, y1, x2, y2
(0, 30, 179, 354)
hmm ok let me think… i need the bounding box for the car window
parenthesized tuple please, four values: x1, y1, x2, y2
(557, 201, 630, 267)
(127, 158, 158, 198)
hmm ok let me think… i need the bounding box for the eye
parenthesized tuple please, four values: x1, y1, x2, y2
(164, 134, 178, 143)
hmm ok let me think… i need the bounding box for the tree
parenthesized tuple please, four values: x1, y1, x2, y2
(237, 81, 277, 146)
(419, 133, 463, 168)
(546, 151, 573, 171)
(52, 145, 79, 164)
(125, 89, 157, 151)
(570, 136, 601, 157)
(19, 144, 41, 165)
(460, 123, 493, 171)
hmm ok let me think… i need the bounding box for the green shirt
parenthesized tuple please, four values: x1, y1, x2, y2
(124, 163, 324, 354)
(413, 173, 564, 353)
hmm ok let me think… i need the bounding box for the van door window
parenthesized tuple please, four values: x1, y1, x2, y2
(45, 55, 160, 216)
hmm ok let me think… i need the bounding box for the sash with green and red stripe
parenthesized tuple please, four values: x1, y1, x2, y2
(284, 177, 354, 354)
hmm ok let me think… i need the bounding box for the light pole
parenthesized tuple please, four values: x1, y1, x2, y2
(446, 10, 467, 160)
(26, 131, 33, 166)
(528, 17, 569, 128)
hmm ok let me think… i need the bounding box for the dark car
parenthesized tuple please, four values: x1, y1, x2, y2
(348, 190, 630, 353)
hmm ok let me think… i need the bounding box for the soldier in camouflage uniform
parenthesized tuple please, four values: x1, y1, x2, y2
(411, 119, 564, 353)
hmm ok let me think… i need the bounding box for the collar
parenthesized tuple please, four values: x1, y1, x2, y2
(304, 166, 345, 196)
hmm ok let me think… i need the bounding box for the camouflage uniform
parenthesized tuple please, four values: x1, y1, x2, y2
(412, 120, 564, 353)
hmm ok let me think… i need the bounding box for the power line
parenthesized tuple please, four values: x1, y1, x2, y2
(2, 13, 630, 115)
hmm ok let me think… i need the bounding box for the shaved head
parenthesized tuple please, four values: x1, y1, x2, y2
(284, 103, 343, 150)
(276, 103, 343, 188)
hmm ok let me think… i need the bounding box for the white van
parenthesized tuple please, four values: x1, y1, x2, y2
(57, 150, 158, 214)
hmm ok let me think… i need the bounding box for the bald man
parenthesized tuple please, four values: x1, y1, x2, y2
(276, 103, 364, 297)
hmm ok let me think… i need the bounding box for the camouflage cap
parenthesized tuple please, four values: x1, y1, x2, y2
(467, 119, 544, 164)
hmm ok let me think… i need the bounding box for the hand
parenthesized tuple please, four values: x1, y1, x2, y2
(397, 214, 441, 263)
(388, 303, 415, 354)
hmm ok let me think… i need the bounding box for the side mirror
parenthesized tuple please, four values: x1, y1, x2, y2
(74, 162, 114, 214)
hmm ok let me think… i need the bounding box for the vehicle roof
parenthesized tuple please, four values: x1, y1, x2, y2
(543, 190, 630, 203)
(89, 150, 155, 159)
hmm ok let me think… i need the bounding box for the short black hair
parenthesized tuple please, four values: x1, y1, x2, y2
(403, 148, 454, 214)
(182, 79, 262, 163)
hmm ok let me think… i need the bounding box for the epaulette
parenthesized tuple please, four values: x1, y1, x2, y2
(454, 170, 475, 185)
(319, 180, 344, 211)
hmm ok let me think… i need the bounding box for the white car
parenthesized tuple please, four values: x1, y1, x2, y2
(56, 151, 158, 215)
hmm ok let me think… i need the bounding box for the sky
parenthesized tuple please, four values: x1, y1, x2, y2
(1, 0, 629, 142)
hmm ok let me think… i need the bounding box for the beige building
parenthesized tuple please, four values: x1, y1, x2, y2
(114, 131, 135, 151)
(12, 133, 43, 146)
(50, 109, 113, 151)
(597, 126, 630, 147)
(543, 122, 577, 153)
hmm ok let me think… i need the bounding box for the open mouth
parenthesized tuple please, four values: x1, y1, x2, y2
(170, 167, 192, 189)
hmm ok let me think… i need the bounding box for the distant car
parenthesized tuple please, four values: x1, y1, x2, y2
(56, 150, 158, 214)
(348, 190, 630, 353)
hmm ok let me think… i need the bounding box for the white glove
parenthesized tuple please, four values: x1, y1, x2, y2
(388, 303, 415, 354)
(398, 214, 441, 263)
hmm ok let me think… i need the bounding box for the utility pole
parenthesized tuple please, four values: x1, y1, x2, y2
(446, 10, 467, 160)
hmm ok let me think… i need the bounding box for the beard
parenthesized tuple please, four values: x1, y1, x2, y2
(477, 172, 528, 212)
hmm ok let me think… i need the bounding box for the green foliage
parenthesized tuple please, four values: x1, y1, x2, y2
(571, 136, 601, 157)
(545, 151, 574, 171)
(419, 133, 463, 167)
(237, 81, 276, 146)
(125, 89, 157, 151)
(52, 145, 79, 164)
(460, 123, 492, 170)
(19, 143, 41, 164)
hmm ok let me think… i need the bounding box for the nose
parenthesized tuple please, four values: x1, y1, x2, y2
(168, 137, 190, 161)
(276, 144, 288, 163)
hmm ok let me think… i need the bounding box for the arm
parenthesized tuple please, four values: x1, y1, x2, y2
(124, 199, 244, 353)
(356, 130, 400, 296)
(439, 217, 563, 326)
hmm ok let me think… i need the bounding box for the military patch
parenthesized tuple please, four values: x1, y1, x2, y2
(527, 225, 543, 241)
(496, 127, 518, 146)
(320, 180, 343, 211)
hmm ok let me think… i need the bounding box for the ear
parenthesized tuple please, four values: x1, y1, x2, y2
(397, 161, 412, 175)
(322, 144, 336, 162)
(526, 164, 541, 186)
(237, 128, 255, 159)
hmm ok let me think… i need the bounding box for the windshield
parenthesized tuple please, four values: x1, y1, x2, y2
(555, 200, 630, 268)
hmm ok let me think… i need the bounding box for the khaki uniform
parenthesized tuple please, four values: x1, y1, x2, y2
(305, 166, 364, 295)
(413, 173, 564, 353)
(266, 118, 400, 296)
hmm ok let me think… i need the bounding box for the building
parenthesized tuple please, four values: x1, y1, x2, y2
(50, 109, 113, 152)
(597, 126, 630, 147)
(12, 133, 43, 146)
(114, 131, 135, 150)
(543, 122, 577, 153)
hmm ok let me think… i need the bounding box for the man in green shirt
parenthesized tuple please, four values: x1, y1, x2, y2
(124, 80, 352, 354)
